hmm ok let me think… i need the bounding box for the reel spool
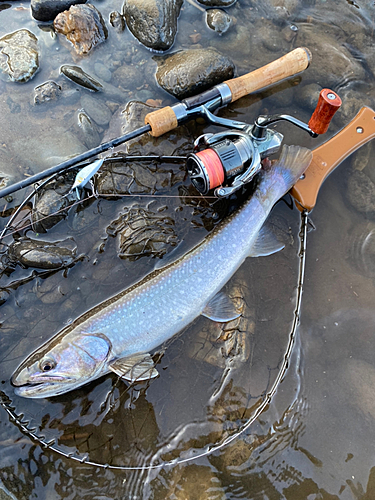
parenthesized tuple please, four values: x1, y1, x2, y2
(186, 131, 261, 198)
(186, 88, 342, 198)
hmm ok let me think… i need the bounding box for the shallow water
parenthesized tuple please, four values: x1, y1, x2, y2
(1, 0, 375, 498)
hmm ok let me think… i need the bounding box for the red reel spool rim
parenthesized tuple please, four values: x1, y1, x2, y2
(195, 149, 225, 192)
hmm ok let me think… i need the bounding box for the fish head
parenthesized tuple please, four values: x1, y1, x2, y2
(11, 332, 112, 398)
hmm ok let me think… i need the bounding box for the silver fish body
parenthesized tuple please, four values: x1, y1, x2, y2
(11, 145, 312, 398)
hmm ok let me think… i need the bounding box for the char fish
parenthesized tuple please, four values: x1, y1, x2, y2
(11, 145, 312, 398)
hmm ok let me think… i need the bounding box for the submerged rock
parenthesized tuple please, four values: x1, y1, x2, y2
(112, 64, 144, 89)
(31, 0, 86, 22)
(35, 273, 72, 303)
(154, 48, 235, 99)
(123, 0, 183, 51)
(96, 158, 179, 196)
(346, 221, 375, 278)
(206, 9, 232, 34)
(80, 94, 112, 125)
(106, 205, 178, 259)
(109, 11, 125, 32)
(188, 280, 252, 368)
(347, 169, 375, 215)
(60, 64, 103, 92)
(8, 237, 76, 270)
(32, 172, 77, 233)
(152, 464, 227, 500)
(0, 289, 10, 306)
(34, 80, 62, 104)
(198, 0, 236, 5)
(76, 110, 101, 149)
(54, 4, 108, 56)
(336, 88, 375, 123)
(0, 29, 39, 83)
(297, 26, 366, 89)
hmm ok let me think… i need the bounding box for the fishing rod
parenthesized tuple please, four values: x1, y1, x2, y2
(2, 45, 373, 217)
(0, 47, 312, 200)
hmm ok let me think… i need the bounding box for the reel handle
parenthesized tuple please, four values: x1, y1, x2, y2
(145, 47, 311, 137)
(308, 89, 342, 134)
(291, 106, 375, 211)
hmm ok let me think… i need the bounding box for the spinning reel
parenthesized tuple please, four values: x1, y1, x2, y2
(186, 89, 341, 197)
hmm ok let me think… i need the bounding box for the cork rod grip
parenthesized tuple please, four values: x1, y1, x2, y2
(291, 106, 375, 211)
(145, 48, 312, 137)
(224, 47, 311, 103)
(144, 107, 178, 138)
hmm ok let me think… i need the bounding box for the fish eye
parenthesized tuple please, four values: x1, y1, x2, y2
(39, 357, 56, 372)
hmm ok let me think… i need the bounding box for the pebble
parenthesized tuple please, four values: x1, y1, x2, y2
(109, 11, 125, 32)
(206, 9, 232, 34)
(80, 93, 112, 125)
(0, 29, 39, 83)
(123, 0, 183, 51)
(198, 0, 236, 6)
(60, 64, 103, 92)
(31, 0, 86, 22)
(94, 62, 112, 83)
(34, 80, 62, 104)
(106, 205, 178, 259)
(76, 110, 101, 149)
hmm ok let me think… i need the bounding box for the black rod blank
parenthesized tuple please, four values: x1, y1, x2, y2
(0, 124, 151, 199)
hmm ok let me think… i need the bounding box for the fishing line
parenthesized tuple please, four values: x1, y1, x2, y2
(0, 191, 218, 243)
(0, 209, 309, 471)
(0, 155, 218, 243)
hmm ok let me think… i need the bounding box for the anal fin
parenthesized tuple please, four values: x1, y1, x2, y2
(202, 292, 241, 322)
(249, 225, 284, 257)
(109, 353, 159, 382)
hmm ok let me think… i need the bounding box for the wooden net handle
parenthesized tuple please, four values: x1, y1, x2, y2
(291, 106, 375, 211)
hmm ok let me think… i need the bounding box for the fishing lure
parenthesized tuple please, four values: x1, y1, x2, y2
(71, 158, 104, 198)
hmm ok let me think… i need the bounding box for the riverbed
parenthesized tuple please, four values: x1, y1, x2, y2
(1, 0, 375, 498)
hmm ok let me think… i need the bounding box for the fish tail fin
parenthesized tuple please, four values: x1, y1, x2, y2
(272, 144, 313, 190)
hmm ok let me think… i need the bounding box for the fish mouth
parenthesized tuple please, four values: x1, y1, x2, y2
(11, 375, 76, 398)
(13, 380, 74, 398)
(11, 374, 71, 387)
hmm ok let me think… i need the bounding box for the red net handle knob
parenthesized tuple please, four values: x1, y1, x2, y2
(308, 89, 342, 134)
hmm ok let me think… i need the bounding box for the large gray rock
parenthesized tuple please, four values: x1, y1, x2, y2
(123, 0, 183, 51)
(31, 0, 87, 22)
(297, 26, 366, 89)
(154, 48, 235, 99)
(0, 29, 39, 83)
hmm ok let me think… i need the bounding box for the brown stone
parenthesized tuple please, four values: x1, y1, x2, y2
(54, 3, 108, 56)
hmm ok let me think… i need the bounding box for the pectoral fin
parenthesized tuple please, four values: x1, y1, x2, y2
(202, 292, 240, 322)
(109, 353, 159, 382)
(249, 225, 284, 257)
